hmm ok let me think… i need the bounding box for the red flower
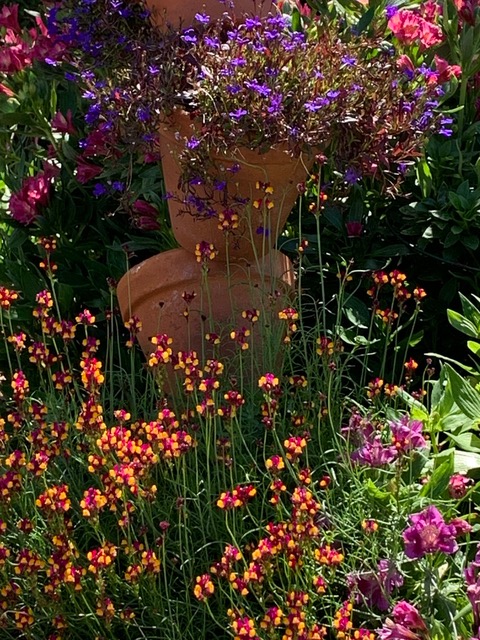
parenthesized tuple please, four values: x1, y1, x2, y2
(51, 110, 76, 135)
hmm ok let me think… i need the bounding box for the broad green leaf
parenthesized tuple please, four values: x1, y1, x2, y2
(448, 432, 480, 453)
(460, 293, 480, 328)
(446, 364, 480, 420)
(468, 341, 480, 355)
(420, 456, 454, 498)
(454, 450, 480, 476)
(447, 310, 478, 338)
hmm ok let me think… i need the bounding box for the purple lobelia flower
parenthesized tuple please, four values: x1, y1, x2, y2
(403, 505, 458, 559)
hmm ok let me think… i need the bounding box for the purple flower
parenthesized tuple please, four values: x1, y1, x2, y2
(390, 416, 426, 454)
(304, 97, 329, 113)
(229, 108, 248, 121)
(93, 183, 108, 197)
(194, 12, 210, 24)
(181, 28, 197, 44)
(349, 559, 403, 611)
(350, 435, 397, 467)
(345, 166, 361, 185)
(403, 505, 458, 559)
(186, 136, 201, 150)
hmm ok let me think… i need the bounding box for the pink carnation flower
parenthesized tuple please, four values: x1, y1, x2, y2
(403, 505, 458, 559)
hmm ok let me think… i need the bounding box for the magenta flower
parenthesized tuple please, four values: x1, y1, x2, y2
(403, 505, 458, 559)
(9, 164, 58, 225)
(465, 545, 480, 633)
(377, 601, 429, 639)
(51, 110, 76, 135)
(348, 559, 404, 611)
(0, 4, 21, 33)
(448, 473, 473, 499)
(350, 435, 397, 467)
(390, 416, 426, 454)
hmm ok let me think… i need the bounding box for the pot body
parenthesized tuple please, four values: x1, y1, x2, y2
(158, 111, 310, 261)
(116, 247, 294, 360)
(145, 0, 275, 29)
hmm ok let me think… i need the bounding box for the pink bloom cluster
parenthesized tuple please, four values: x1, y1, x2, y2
(403, 505, 472, 559)
(0, 4, 66, 74)
(388, 2, 443, 50)
(9, 163, 58, 225)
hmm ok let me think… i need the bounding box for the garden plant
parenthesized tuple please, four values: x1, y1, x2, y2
(0, 1, 480, 639)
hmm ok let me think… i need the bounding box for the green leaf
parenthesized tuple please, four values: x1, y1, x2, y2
(447, 309, 479, 338)
(291, 7, 302, 32)
(396, 388, 429, 419)
(468, 341, 480, 355)
(364, 479, 391, 503)
(454, 450, 480, 476)
(460, 293, 480, 328)
(462, 234, 480, 251)
(343, 296, 370, 329)
(448, 432, 480, 453)
(446, 364, 480, 420)
(420, 456, 453, 498)
(416, 159, 432, 198)
(354, 6, 375, 34)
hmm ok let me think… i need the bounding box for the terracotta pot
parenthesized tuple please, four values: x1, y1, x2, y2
(159, 111, 311, 262)
(145, 0, 275, 29)
(116, 247, 294, 360)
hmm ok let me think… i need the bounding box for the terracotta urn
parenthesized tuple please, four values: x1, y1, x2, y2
(116, 247, 294, 359)
(145, 0, 275, 29)
(158, 110, 310, 262)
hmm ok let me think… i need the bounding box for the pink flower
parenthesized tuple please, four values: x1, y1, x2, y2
(388, 10, 422, 45)
(0, 5, 21, 33)
(75, 157, 103, 184)
(449, 517, 473, 537)
(0, 44, 24, 73)
(388, 9, 443, 50)
(9, 164, 58, 225)
(349, 559, 403, 611)
(51, 110, 76, 135)
(434, 56, 462, 84)
(377, 601, 429, 640)
(390, 416, 426, 454)
(131, 200, 161, 230)
(396, 54, 415, 75)
(392, 602, 428, 631)
(0, 82, 14, 97)
(346, 221, 363, 237)
(448, 473, 472, 498)
(403, 505, 458, 559)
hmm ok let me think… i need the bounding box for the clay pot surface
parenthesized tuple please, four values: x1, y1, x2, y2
(159, 111, 311, 261)
(145, 0, 275, 29)
(116, 247, 294, 359)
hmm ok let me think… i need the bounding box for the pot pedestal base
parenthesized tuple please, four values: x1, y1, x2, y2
(117, 247, 294, 383)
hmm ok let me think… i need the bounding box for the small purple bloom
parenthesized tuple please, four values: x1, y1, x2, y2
(345, 166, 361, 185)
(229, 108, 248, 121)
(93, 183, 108, 197)
(403, 505, 458, 559)
(256, 226, 270, 237)
(181, 28, 197, 44)
(186, 136, 201, 150)
(194, 12, 210, 24)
